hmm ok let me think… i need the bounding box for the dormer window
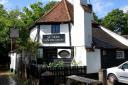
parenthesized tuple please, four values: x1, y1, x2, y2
(51, 24, 60, 33)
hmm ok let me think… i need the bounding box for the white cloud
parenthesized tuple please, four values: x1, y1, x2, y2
(120, 6, 128, 13)
(91, 0, 113, 18)
(0, 0, 8, 5)
(0, 0, 12, 10)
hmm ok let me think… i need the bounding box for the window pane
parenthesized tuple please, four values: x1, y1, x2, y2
(51, 24, 60, 33)
(122, 63, 128, 69)
(116, 51, 124, 59)
(56, 25, 60, 33)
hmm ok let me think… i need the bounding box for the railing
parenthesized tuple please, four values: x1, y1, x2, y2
(28, 64, 86, 78)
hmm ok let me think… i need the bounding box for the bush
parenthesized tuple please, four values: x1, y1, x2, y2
(48, 61, 64, 67)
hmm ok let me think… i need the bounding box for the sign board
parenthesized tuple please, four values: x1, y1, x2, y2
(43, 34, 65, 43)
(10, 29, 19, 38)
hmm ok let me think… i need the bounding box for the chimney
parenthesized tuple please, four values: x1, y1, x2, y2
(72, 0, 93, 47)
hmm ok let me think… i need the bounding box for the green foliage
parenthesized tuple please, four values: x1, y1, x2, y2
(102, 9, 127, 34)
(123, 13, 128, 34)
(43, 1, 57, 13)
(0, 4, 10, 60)
(22, 1, 57, 27)
(93, 12, 102, 24)
(0, 1, 56, 59)
(48, 61, 64, 67)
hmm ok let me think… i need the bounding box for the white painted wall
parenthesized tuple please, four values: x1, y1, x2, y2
(86, 49, 101, 73)
(70, 0, 101, 73)
(72, 48, 101, 73)
(73, 46, 87, 66)
(72, 0, 93, 47)
(72, 0, 85, 46)
(30, 27, 38, 41)
(30, 23, 71, 47)
(9, 52, 17, 70)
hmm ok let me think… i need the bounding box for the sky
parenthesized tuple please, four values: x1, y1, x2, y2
(0, 0, 128, 18)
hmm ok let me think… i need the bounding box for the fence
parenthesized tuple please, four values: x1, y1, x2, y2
(28, 64, 86, 78)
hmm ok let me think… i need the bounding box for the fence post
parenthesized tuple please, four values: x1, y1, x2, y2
(99, 69, 107, 85)
(66, 79, 72, 85)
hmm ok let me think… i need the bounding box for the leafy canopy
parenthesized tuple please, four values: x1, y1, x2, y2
(0, 1, 57, 59)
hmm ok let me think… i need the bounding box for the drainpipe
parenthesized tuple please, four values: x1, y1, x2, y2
(68, 23, 72, 46)
(37, 25, 40, 43)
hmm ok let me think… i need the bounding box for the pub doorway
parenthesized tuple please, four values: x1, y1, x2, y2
(43, 47, 57, 64)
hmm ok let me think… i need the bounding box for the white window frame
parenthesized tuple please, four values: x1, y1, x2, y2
(37, 48, 43, 58)
(116, 51, 125, 59)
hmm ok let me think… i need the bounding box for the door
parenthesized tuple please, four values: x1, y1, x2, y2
(43, 47, 57, 64)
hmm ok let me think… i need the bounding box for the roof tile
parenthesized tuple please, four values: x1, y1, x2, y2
(37, 0, 73, 24)
(93, 27, 128, 49)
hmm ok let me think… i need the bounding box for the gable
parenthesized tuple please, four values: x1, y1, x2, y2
(36, 0, 73, 24)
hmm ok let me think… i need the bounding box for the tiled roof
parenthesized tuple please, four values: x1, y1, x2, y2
(92, 27, 128, 49)
(36, 0, 73, 24)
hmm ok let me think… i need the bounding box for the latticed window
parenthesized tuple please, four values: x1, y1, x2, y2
(116, 51, 125, 59)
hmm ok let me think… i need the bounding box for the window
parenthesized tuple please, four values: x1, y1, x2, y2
(51, 24, 60, 33)
(116, 51, 125, 59)
(122, 63, 128, 69)
(37, 48, 43, 58)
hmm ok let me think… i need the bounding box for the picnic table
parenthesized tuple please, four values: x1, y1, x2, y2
(66, 75, 102, 85)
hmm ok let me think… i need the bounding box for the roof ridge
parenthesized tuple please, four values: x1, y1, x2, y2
(63, 0, 71, 21)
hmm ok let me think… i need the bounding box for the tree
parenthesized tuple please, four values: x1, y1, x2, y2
(22, 1, 57, 28)
(93, 12, 102, 24)
(14, 1, 57, 78)
(17, 1, 57, 51)
(0, 4, 10, 64)
(43, 1, 57, 13)
(102, 9, 127, 34)
(0, 1, 57, 65)
(123, 13, 128, 34)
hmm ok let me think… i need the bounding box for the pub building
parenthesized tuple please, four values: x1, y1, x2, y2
(30, 0, 128, 73)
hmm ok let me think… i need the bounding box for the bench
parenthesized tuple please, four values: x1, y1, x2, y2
(66, 75, 102, 85)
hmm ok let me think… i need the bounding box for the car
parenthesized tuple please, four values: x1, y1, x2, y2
(107, 61, 128, 84)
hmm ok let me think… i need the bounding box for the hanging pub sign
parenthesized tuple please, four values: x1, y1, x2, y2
(10, 29, 19, 38)
(43, 34, 65, 43)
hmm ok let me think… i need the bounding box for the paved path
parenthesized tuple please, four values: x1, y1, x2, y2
(0, 70, 21, 85)
(0, 75, 21, 85)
